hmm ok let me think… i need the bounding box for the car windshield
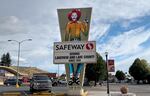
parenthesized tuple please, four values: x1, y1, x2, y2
(33, 76, 50, 80)
(7, 79, 16, 81)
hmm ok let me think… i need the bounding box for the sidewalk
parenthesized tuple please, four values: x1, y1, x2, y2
(88, 91, 136, 96)
(88, 91, 108, 96)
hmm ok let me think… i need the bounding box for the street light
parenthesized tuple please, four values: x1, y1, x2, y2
(8, 39, 32, 88)
(105, 51, 110, 95)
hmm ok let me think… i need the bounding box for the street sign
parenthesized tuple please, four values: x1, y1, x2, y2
(53, 41, 97, 64)
(108, 59, 115, 72)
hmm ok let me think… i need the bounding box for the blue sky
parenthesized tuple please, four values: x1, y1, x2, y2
(0, 0, 150, 75)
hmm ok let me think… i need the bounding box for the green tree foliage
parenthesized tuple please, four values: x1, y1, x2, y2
(115, 70, 125, 82)
(0, 52, 11, 67)
(0, 54, 6, 66)
(85, 53, 106, 85)
(5, 52, 11, 66)
(129, 58, 150, 83)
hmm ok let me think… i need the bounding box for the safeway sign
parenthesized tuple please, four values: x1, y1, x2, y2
(54, 41, 97, 64)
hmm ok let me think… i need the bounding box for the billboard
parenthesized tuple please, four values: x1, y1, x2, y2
(108, 59, 115, 72)
(57, 7, 92, 41)
(57, 7, 92, 86)
(54, 41, 96, 64)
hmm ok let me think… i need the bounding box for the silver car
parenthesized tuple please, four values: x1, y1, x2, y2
(30, 75, 52, 92)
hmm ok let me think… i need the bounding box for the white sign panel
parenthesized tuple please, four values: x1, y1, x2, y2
(54, 41, 97, 64)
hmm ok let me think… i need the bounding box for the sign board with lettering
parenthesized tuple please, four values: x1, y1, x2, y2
(108, 59, 115, 72)
(54, 41, 96, 64)
(57, 7, 92, 87)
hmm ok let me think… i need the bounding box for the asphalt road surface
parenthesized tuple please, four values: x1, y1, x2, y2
(0, 83, 150, 96)
(85, 83, 150, 96)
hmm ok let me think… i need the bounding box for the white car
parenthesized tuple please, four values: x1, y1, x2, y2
(58, 79, 67, 84)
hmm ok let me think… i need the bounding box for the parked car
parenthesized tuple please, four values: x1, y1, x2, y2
(58, 79, 67, 85)
(22, 76, 30, 83)
(30, 75, 52, 92)
(4, 79, 22, 86)
(51, 78, 58, 86)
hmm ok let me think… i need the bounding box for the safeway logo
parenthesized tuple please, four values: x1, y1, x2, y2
(86, 42, 94, 50)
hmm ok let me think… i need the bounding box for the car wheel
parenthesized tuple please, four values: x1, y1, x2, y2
(7, 83, 10, 86)
(53, 83, 57, 86)
(48, 90, 51, 93)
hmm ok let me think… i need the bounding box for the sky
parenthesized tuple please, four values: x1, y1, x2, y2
(0, 0, 150, 75)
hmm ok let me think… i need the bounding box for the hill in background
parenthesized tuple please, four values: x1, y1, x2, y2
(10, 66, 48, 76)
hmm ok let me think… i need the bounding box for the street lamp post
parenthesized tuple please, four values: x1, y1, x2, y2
(105, 52, 110, 95)
(8, 39, 32, 88)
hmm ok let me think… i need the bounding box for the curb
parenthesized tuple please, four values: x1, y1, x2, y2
(2, 92, 21, 96)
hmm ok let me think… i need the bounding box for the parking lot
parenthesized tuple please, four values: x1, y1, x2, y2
(0, 83, 150, 96)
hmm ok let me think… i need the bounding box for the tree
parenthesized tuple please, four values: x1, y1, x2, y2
(129, 58, 150, 84)
(0, 54, 6, 66)
(96, 53, 106, 80)
(0, 52, 11, 67)
(85, 53, 106, 86)
(115, 70, 125, 82)
(5, 52, 11, 67)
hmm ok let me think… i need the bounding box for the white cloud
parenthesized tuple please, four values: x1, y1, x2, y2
(115, 46, 150, 72)
(85, 0, 150, 22)
(89, 23, 110, 41)
(1, 0, 150, 73)
(14, 57, 26, 63)
(98, 26, 150, 57)
(0, 16, 28, 35)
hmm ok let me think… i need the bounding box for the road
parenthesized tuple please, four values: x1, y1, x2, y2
(0, 83, 150, 96)
(85, 83, 150, 96)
